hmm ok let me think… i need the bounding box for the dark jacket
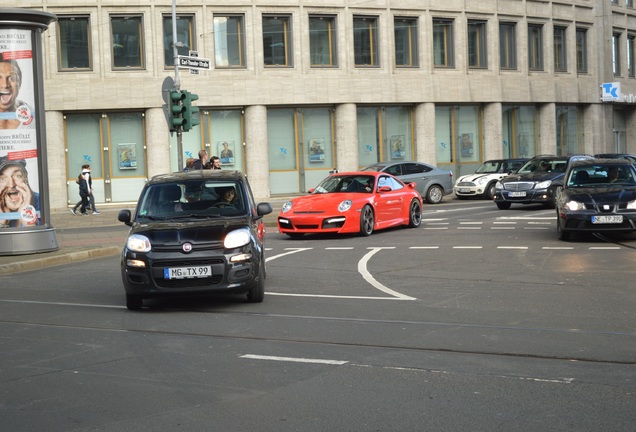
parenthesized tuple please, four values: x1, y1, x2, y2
(78, 173, 91, 196)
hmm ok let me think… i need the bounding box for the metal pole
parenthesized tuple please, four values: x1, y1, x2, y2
(172, 0, 183, 170)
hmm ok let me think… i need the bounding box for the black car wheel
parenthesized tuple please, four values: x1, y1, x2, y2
(556, 212, 571, 241)
(359, 205, 374, 236)
(408, 199, 422, 228)
(496, 201, 511, 210)
(426, 185, 444, 204)
(247, 263, 265, 303)
(126, 294, 143, 311)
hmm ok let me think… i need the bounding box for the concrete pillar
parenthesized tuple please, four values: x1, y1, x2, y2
(626, 107, 636, 154)
(244, 105, 270, 200)
(414, 103, 436, 163)
(145, 107, 171, 176)
(45, 111, 66, 210)
(482, 103, 503, 159)
(334, 103, 358, 171)
(539, 103, 557, 154)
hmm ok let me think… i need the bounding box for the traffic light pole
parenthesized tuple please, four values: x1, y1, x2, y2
(172, 0, 183, 171)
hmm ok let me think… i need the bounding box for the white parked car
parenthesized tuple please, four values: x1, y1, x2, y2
(454, 158, 528, 200)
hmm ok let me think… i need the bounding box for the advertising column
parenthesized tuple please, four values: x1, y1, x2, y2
(0, 9, 57, 255)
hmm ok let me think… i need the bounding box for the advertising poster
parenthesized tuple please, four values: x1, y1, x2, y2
(218, 141, 235, 165)
(118, 143, 138, 169)
(308, 138, 325, 162)
(0, 29, 40, 228)
(390, 135, 405, 159)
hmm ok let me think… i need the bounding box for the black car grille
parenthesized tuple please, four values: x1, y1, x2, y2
(503, 182, 535, 191)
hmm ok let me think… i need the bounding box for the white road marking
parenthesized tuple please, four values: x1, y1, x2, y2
(266, 293, 410, 300)
(497, 246, 529, 250)
(325, 247, 354, 250)
(240, 354, 348, 365)
(588, 246, 621, 250)
(491, 227, 516, 230)
(460, 222, 483, 225)
(409, 246, 440, 249)
(424, 227, 449, 230)
(358, 248, 416, 300)
(452, 246, 483, 249)
(266, 248, 312, 262)
(542, 247, 574, 250)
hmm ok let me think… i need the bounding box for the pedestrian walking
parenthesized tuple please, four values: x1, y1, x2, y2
(70, 164, 99, 215)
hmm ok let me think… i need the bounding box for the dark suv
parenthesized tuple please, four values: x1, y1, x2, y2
(493, 155, 593, 209)
(118, 170, 272, 310)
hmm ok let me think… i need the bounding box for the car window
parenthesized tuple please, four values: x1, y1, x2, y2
(404, 163, 427, 174)
(378, 175, 404, 191)
(476, 161, 501, 174)
(385, 165, 402, 176)
(315, 175, 374, 193)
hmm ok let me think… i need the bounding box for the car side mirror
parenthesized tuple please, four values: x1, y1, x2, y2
(257, 202, 273, 217)
(118, 209, 132, 226)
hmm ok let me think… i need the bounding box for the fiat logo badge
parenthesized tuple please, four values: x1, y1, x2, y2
(182, 242, 193, 253)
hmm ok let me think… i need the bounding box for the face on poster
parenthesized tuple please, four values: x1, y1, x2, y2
(0, 29, 40, 228)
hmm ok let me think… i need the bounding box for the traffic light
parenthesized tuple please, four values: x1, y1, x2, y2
(182, 90, 200, 132)
(168, 90, 186, 132)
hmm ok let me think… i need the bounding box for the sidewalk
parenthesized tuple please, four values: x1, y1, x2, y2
(0, 199, 286, 275)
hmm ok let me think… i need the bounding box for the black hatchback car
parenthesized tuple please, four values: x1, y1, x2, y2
(118, 170, 273, 310)
(556, 159, 636, 240)
(493, 154, 593, 209)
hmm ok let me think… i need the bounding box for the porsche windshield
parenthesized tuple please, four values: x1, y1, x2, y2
(313, 175, 375, 193)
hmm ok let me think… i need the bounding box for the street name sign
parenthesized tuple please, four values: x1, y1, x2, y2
(177, 55, 211, 70)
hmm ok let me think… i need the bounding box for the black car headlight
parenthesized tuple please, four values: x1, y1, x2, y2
(126, 234, 151, 252)
(565, 200, 586, 211)
(225, 227, 251, 249)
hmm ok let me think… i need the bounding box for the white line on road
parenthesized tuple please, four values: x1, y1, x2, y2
(358, 248, 416, 300)
(240, 354, 348, 365)
(266, 248, 312, 262)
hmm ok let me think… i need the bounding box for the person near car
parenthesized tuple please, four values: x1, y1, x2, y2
(210, 156, 222, 170)
(192, 150, 209, 170)
(71, 164, 99, 215)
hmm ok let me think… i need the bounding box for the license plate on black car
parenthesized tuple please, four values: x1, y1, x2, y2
(592, 215, 623, 224)
(164, 265, 212, 279)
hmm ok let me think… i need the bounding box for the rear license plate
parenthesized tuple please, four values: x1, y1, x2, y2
(509, 191, 526, 197)
(592, 215, 623, 224)
(164, 265, 212, 279)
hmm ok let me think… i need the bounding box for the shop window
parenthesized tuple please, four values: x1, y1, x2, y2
(395, 17, 418, 67)
(502, 105, 538, 159)
(214, 15, 246, 68)
(435, 106, 481, 165)
(163, 14, 195, 68)
(354, 16, 379, 67)
(357, 106, 414, 168)
(111, 15, 145, 69)
(556, 106, 583, 156)
(309, 15, 337, 67)
(263, 15, 293, 67)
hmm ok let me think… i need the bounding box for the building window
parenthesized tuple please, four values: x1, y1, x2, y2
(353, 16, 379, 67)
(499, 22, 516, 70)
(554, 26, 567, 72)
(214, 15, 246, 68)
(435, 106, 482, 164)
(613, 32, 621, 76)
(628, 35, 635, 77)
(309, 15, 337, 67)
(468, 20, 487, 68)
(628, 0, 635, 8)
(576, 28, 588, 73)
(163, 15, 195, 68)
(394, 17, 418, 67)
(263, 15, 293, 67)
(111, 15, 144, 69)
(433, 18, 454, 68)
(528, 24, 543, 70)
(57, 16, 91, 70)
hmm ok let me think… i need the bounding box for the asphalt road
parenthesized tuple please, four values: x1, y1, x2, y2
(1, 199, 635, 431)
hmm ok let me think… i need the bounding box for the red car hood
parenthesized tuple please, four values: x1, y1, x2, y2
(287, 193, 359, 213)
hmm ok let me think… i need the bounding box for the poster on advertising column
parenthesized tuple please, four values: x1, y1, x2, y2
(0, 29, 40, 228)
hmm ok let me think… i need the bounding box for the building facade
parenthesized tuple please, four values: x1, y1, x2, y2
(5, 0, 636, 209)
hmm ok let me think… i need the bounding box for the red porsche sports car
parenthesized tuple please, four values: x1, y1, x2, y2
(277, 171, 423, 238)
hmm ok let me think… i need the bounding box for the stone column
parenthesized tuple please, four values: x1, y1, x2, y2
(244, 105, 270, 200)
(482, 103, 503, 159)
(539, 103, 557, 155)
(145, 107, 171, 176)
(414, 103, 435, 163)
(334, 103, 358, 171)
(45, 111, 66, 210)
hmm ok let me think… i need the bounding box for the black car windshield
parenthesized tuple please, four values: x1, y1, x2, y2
(518, 158, 568, 174)
(136, 180, 247, 218)
(313, 175, 376, 193)
(567, 164, 636, 187)
(475, 161, 502, 174)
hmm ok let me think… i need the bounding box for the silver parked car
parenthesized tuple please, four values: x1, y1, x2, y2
(362, 161, 453, 203)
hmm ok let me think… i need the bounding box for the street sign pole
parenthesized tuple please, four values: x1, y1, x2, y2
(172, 0, 183, 170)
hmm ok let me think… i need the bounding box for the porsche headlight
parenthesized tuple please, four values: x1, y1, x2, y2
(126, 234, 151, 253)
(338, 200, 353, 212)
(281, 201, 293, 213)
(536, 180, 552, 189)
(225, 228, 251, 249)
(627, 200, 636, 210)
(565, 200, 586, 211)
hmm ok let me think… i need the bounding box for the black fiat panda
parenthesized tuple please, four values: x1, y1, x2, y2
(118, 170, 272, 310)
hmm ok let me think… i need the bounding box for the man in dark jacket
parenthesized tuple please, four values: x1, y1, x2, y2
(192, 150, 209, 170)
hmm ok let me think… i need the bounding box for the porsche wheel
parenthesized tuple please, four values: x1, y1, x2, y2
(408, 199, 422, 228)
(359, 205, 374, 236)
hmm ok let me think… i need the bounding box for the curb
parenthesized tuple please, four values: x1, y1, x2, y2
(0, 246, 121, 275)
